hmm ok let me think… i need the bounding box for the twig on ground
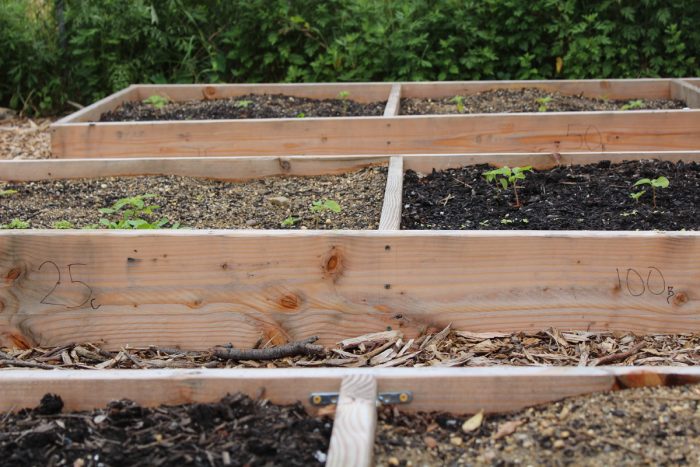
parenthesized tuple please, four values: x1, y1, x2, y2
(592, 342, 646, 366)
(213, 336, 325, 361)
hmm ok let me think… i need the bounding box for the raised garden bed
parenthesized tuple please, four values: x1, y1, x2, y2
(2, 151, 700, 465)
(50, 79, 700, 158)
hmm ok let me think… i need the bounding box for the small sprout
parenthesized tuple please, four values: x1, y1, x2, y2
(310, 199, 341, 227)
(620, 209, 638, 217)
(98, 194, 179, 229)
(479, 220, 490, 226)
(500, 218, 514, 224)
(143, 95, 169, 109)
(234, 99, 252, 108)
(631, 176, 669, 208)
(521, 218, 529, 224)
(281, 216, 300, 227)
(621, 99, 645, 111)
(536, 96, 553, 112)
(338, 91, 350, 114)
(451, 95, 465, 113)
(1, 219, 30, 229)
(0, 189, 18, 197)
(52, 220, 74, 229)
(296, 112, 306, 118)
(483, 165, 533, 208)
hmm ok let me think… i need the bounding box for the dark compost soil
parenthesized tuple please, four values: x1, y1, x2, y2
(0, 166, 386, 229)
(400, 88, 686, 115)
(375, 383, 700, 466)
(1, 393, 331, 467)
(402, 160, 700, 231)
(99, 93, 386, 121)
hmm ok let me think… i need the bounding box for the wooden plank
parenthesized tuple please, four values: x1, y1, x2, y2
(53, 85, 140, 124)
(0, 367, 698, 414)
(0, 156, 388, 182)
(326, 374, 378, 467)
(401, 151, 700, 173)
(399, 79, 672, 100)
(383, 84, 402, 116)
(1, 230, 699, 350)
(378, 156, 403, 230)
(132, 83, 394, 104)
(50, 110, 700, 158)
(670, 79, 700, 108)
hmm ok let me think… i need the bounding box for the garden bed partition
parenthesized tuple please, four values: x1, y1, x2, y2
(50, 79, 700, 158)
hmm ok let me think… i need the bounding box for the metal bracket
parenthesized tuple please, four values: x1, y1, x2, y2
(309, 391, 413, 406)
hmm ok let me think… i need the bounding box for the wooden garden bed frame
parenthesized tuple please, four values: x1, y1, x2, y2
(50, 79, 700, 158)
(2, 151, 700, 465)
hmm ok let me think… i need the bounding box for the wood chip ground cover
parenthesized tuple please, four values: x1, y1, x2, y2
(99, 93, 386, 121)
(0, 393, 331, 467)
(375, 383, 700, 466)
(0, 166, 386, 229)
(402, 160, 699, 230)
(400, 88, 686, 114)
(3, 328, 700, 370)
(0, 118, 52, 160)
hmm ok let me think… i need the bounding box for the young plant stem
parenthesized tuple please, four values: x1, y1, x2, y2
(513, 184, 521, 208)
(652, 187, 657, 208)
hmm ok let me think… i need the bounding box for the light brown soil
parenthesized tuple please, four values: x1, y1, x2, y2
(0, 118, 52, 160)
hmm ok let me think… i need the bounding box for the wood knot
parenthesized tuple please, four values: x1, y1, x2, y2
(202, 86, 218, 100)
(322, 247, 344, 282)
(279, 293, 300, 310)
(673, 292, 689, 306)
(5, 267, 22, 282)
(279, 158, 291, 171)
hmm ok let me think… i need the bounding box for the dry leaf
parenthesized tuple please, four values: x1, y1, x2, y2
(493, 419, 525, 440)
(462, 409, 484, 433)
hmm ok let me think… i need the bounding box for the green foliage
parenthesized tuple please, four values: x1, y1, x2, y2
(2, 0, 700, 116)
(483, 165, 533, 207)
(296, 112, 305, 118)
(0, 189, 18, 197)
(97, 194, 180, 229)
(143, 94, 169, 109)
(621, 99, 645, 110)
(452, 95, 465, 113)
(234, 99, 252, 108)
(1, 219, 30, 229)
(52, 220, 74, 229)
(311, 199, 341, 214)
(536, 96, 553, 112)
(281, 216, 300, 227)
(630, 176, 669, 208)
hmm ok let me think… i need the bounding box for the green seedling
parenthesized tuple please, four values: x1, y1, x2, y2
(234, 99, 252, 108)
(0, 189, 18, 197)
(52, 220, 74, 229)
(338, 90, 350, 114)
(621, 99, 645, 111)
(451, 95, 465, 113)
(296, 112, 306, 118)
(98, 194, 180, 229)
(483, 165, 533, 208)
(536, 96, 553, 112)
(143, 95, 169, 109)
(281, 216, 300, 227)
(310, 199, 341, 228)
(1, 218, 29, 229)
(630, 176, 669, 208)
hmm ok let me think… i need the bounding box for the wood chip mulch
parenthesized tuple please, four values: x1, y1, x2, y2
(0, 118, 52, 160)
(2, 327, 699, 370)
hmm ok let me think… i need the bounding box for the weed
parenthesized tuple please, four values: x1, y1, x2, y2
(310, 199, 341, 227)
(98, 194, 180, 229)
(234, 99, 252, 108)
(281, 216, 300, 227)
(338, 90, 350, 114)
(630, 176, 669, 208)
(296, 112, 306, 118)
(143, 95, 169, 109)
(483, 165, 533, 207)
(52, 220, 74, 229)
(536, 96, 553, 112)
(1, 218, 29, 229)
(451, 95, 465, 113)
(0, 189, 18, 197)
(621, 99, 645, 110)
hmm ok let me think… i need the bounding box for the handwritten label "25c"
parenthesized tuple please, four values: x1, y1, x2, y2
(38, 261, 100, 309)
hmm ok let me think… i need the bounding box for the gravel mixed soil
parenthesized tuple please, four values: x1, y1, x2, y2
(99, 93, 386, 121)
(1, 393, 331, 467)
(0, 166, 386, 229)
(375, 383, 700, 466)
(0, 118, 52, 160)
(2, 328, 699, 370)
(402, 160, 700, 231)
(400, 88, 686, 114)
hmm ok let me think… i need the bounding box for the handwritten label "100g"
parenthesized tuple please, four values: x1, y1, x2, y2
(616, 267, 676, 304)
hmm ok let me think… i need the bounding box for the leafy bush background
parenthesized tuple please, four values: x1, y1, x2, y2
(1, 0, 698, 116)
